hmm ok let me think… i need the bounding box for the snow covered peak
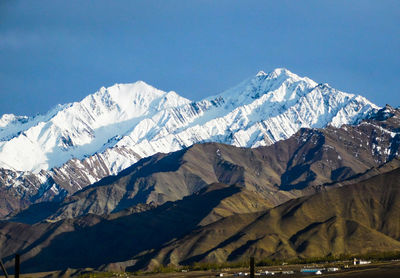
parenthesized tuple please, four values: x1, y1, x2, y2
(265, 67, 292, 79)
(0, 114, 29, 128)
(213, 68, 318, 108)
(0, 81, 190, 172)
(89, 81, 190, 112)
(91, 81, 163, 108)
(256, 68, 312, 84)
(157, 91, 191, 109)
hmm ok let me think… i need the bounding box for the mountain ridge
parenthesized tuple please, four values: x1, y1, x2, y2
(0, 68, 377, 172)
(0, 68, 379, 216)
(1, 160, 399, 273)
(7, 106, 400, 222)
(131, 163, 400, 270)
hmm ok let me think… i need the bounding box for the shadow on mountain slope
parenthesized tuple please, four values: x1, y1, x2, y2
(10, 184, 241, 272)
(132, 167, 400, 270)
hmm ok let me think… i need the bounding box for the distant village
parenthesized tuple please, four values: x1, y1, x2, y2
(216, 258, 372, 277)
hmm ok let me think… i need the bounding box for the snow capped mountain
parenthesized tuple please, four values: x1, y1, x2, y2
(0, 81, 190, 172)
(0, 68, 379, 214)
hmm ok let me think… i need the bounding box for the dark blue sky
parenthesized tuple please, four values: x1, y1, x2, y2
(1, 0, 399, 116)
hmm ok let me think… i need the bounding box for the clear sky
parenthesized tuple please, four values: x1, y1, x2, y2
(1, 0, 399, 116)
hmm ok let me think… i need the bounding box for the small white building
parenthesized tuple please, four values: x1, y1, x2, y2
(354, 258, 371, 265)
(327, 267, 339, 272)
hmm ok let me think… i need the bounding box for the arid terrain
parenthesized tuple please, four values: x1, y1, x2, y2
(1, 260, 400, 278)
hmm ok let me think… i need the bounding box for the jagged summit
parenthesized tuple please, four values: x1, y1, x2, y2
(263, 68, 316, 84)
(212, 68, 317, 106)
(0, 114, 29, 128)
(367, 104, 400, 124)
(265, 67, 293, 78)
(89, 80, 190, 113)
(254, 68, 305, 82)
(256, 70, 267, 76)
(256, 67, 294, 77)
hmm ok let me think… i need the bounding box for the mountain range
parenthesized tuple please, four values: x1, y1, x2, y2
(1, 155, 400, 273)
(0, 68, 399, 273)
(6, 104, 399, 224)
(0, 68, 378, 217)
